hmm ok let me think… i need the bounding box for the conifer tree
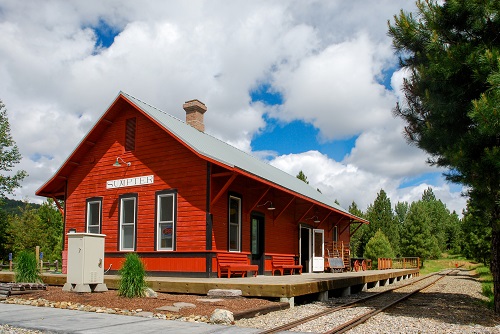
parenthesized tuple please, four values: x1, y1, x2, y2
(363, 190, 400, 256)
(364, 230, 395, 268)
(296, 170, 309, 184)
(389, 0, 500, 312)
(401, 201, 440, 265)
(348, 201, 365, 257)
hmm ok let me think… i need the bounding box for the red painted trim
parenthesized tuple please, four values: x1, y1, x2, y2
(273, 196, 295, 222)
(298, 203, 315, 223)
(37, 92, 368, 225)
(249, 187, 270, 213)
(211, 173, 237, 207)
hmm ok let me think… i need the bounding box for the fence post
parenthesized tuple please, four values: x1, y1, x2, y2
(35, 246, 40, 270)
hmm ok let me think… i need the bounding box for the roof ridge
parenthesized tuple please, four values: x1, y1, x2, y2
(120, 91, 356, 218)
(121, 91, 282, 172)
(120, 91, 185, 123)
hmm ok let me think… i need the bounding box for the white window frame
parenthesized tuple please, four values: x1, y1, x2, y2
(119, 195, 137, 251)
(228, 195, 242, 252)
(86, 198, 102, 234)
(156, 191, 176, 251)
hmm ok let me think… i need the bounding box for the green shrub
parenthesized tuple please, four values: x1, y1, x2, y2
(364, 229, 395, 268)
(15, 250, 41, 283)
(118, 253, 147, 298)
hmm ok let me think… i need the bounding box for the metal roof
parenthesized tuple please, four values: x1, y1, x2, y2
(121, 92, 357, 218)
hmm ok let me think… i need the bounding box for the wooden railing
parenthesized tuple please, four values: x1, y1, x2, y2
(378, 257, 420, 270)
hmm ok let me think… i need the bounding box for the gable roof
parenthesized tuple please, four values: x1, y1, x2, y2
(37, 91, 367, 223)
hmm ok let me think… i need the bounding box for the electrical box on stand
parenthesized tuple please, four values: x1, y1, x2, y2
(62, 233, 108, 293)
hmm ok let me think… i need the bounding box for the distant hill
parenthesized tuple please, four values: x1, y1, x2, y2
(0, 198, 41, 216)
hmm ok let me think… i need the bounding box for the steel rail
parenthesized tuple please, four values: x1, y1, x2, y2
(324, 270, 458, 334)
(259, 270, 453, 334)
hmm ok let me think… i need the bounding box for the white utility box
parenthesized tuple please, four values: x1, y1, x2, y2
(62, 233, 108, 293)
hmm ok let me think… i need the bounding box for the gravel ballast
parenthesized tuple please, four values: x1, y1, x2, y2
(1, 268, 499, 333)
(235, 268, 500, 333)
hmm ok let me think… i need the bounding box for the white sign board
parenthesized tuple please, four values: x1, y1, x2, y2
(106, 175, 154, 189)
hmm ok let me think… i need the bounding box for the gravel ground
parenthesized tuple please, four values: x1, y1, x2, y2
(1, 268, 499, 333)
(0, 325, 44, 334)
(236, 268, 500, 333)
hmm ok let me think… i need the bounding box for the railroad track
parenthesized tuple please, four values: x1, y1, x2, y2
(260, 270, 458, 334)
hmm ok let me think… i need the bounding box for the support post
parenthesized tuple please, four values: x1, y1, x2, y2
(35, 246, 40, 270)
(317, 291, 328, 302)
(280, 297, 294, 308)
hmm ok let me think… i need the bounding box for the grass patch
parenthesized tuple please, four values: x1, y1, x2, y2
(419, 255, 476, 276)
(419, 255, 494, 310)
(475, 264, 494, 309)
(15, 250, 41, 283)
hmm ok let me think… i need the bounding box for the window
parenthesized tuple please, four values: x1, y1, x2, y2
(333, 225, 338, 242)
(156, 190, 176, 251)
(119, 194, 137, 251)
(228, 195, 242, 252)
(86, 198, 102, 234)
(125, 117, 136, 151)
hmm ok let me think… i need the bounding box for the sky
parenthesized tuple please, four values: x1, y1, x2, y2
(0, 0, 467, 215)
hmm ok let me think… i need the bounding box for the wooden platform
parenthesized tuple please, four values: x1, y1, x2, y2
(0, 268, 418, 302)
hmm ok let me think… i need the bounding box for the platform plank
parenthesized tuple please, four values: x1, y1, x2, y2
(0, 268, 419, 299)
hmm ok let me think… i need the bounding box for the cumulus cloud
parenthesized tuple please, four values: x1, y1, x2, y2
(269, 151, 467, 215)
(0, 0, 465, 216)
(270, 33, 395, 140)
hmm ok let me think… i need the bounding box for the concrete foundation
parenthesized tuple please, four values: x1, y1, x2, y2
(280, 296, 294, 308)
(317, 291, 328, 302)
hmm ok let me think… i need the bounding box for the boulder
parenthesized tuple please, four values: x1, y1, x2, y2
(143, 287, 158, 298)
(210, 308, 234, 324)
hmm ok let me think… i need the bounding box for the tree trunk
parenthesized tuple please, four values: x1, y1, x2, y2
(492, 215, 500, 314)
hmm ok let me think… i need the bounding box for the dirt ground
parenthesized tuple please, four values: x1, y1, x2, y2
(10, 285, 286, 319)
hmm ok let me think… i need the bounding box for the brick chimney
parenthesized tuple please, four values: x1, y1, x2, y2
(183, 99, 207, 132)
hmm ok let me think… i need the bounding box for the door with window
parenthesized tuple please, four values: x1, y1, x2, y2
(250, 213, 265, 275)
(312, 229, 324, 272)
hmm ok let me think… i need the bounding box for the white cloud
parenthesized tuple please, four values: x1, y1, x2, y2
(269, 151, 466, 215)
(0, 0, 464, 216)
(270, 33, 395, 140)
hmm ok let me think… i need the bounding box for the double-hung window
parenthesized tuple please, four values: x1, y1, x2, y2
(86, 197, 102, 234)
(156, 190, 176, 251)
(119, 194, 137, 251)
(228, 195, 242, 252)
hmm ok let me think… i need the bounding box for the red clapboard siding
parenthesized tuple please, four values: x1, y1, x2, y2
(64, 106, 208, 256)
(105, 256, 206, 272)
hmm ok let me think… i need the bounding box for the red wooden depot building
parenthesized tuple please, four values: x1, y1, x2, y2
(36, 92, 368, 277)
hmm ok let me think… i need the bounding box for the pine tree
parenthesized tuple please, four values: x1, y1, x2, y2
(400, 201, 440, 265)
(461, 201, 491, 265)
(363, 190, 400, 256)
(389, 0, 500, 312)
(296, 170, 309, 184)
(348, 201, 365, 257)
(364, 230, 395, 268)
(420, 188, 449, 253)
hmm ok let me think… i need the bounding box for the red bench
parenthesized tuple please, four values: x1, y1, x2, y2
(271, 255, 302, 276)
(216, 253, 258, 278)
